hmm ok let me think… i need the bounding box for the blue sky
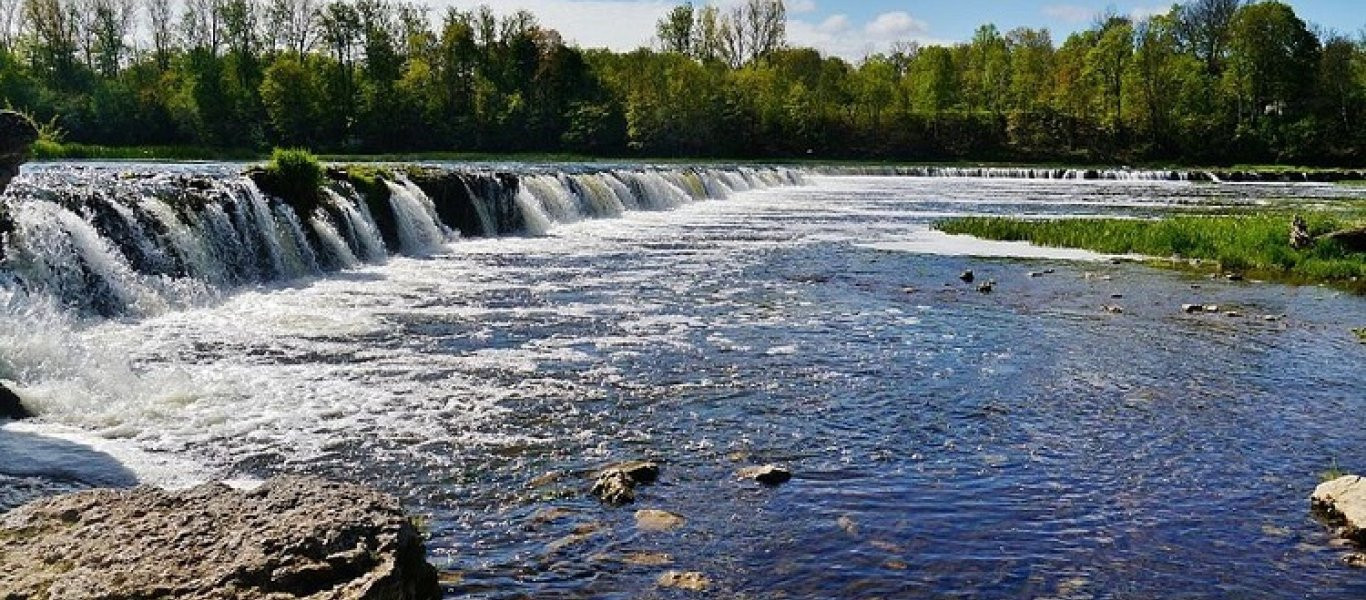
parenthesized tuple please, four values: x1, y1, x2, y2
(441, 0, 1364, 59)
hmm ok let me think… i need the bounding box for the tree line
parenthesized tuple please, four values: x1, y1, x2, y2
(0, 0, 1363, 164)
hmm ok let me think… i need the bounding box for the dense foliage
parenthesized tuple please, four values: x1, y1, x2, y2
(0, 0, 1363, 163)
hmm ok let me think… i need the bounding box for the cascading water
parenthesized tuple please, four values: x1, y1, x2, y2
(0, 163, 805, 433)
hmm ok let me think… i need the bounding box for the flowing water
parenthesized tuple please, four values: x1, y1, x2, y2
(1, 165, 1364, 598)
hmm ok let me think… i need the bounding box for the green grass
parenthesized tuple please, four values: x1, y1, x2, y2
(936, 214, 1366, 290)
(1321, 458, 1350, 482)
(31, 142, 260, 161)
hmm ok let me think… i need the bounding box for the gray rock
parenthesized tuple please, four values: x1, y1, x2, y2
(0, 110, 38, 195)
(0, 476, 441, 600)
(590, 460, 660, 505)
(0, 382, 29, 420)
(737, 464, 792, 486)
(1312, 475, 1366, 545)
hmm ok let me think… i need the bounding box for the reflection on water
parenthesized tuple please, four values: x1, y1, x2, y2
(9, 175, 1366, 598)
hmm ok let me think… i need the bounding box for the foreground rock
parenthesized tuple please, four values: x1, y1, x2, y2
(0, 476, 441, 599)
(0, 110, 37, 195)
(0, 382, 29, 420)
(590, 460, 660, 505)
(1313, 475, 1366, 545)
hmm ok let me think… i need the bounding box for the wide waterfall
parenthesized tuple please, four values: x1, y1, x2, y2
(0, 164, 805, 320)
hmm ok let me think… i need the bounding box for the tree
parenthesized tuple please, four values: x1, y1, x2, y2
(656, 3, 692, 55)
(1177, 0, 1241, 75)
(1225, 1, 1320, 125)
(146, 0, 176, 69)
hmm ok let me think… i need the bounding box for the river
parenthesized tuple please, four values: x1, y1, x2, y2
(1, 165, 1364, 598)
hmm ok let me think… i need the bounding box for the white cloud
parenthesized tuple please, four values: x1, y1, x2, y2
(865, 11, 929, 38)
(787, 0, 817, 14)
(815, 14, 851, 35)
(1042, 4, 1095, 24)
(789, 10, 943, 61)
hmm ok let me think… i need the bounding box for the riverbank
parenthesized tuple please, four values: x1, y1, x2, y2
(936, 212, 1366, 291)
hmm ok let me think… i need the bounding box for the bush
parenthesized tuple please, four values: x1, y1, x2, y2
(256, 147, 324, 214)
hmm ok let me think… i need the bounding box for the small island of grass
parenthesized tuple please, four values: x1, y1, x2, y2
(935, 213, 1366, 291)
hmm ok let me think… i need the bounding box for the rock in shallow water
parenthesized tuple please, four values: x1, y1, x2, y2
(0, 110, 37, 195)
(1312, 475, 1366, 545)
(657, 570, 710, 591)
(590, 460, 660, 505)
(0, 383, 30, 420)
(736, 464, 792, 486)
(0, 476, 441, 600)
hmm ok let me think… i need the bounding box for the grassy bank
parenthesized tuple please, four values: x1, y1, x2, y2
(935, 213, 1366, 289)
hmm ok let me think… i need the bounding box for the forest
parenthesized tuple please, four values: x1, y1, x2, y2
(0, 0, 1363, 164)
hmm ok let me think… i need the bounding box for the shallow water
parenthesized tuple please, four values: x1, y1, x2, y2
(5, 174, 1366, 598)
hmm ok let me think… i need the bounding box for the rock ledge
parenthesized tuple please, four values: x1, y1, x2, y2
(1312, 475, 1366, 545)
(0, 476, 441, 599)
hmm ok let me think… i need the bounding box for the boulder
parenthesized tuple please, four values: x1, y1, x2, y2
(736, 464, 792, 486)
(0, 476, 441, 600)
(959, 270, 975, 283)
(1312, 475, 1366, 545)
(0, 382, 29, 420)
(0, 110, 38, 195)
(590, 460, 660, 505)
(590, 470, 637, 505)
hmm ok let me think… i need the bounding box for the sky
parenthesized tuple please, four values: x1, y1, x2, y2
(437, 0, 1365, 60)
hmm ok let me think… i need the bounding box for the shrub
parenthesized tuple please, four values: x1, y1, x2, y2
(256, 147, 324, 214)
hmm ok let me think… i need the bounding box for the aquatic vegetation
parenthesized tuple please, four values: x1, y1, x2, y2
(936, 214, 1366, 288)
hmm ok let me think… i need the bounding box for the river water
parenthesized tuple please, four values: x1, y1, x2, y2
(2, 169, 1364, 598)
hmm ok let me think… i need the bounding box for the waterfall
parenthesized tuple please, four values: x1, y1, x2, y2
(812, 165, 1190, 181)
(326, 189, 387, 263)
(385, 178, 455, 256)
(0, 164, 805, 321)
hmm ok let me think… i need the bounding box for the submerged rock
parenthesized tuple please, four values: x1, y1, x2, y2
(635, 509, 686, 532)
(0, 476, 441, 600)
(0, 383, 30, 420)
(1313, 475, 1366, 545)
(737, 464, 793, 486)
(0, 110, 38, 195)
(657, 570, 711, 592)
(590, 460, 660, 505)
